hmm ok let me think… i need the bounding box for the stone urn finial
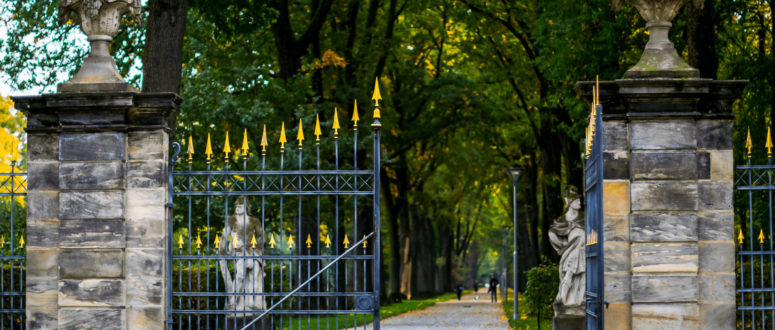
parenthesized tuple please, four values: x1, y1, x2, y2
(58, 0, 142, 93)
(624, 0, 699, 78)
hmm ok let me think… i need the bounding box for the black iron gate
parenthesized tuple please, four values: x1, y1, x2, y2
(0, 162, 25, 329)
(735, 128, 775, 329)
(168, 84, 383, 329)
(584, 89, 604, 329)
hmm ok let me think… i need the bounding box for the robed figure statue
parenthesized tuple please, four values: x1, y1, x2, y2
(219, 198, 266, 311)
(548, 186, 586, 316)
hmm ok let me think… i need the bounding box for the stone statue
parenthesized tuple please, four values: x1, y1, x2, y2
(549, 187, 585, 316)
(58, 0, 142, 92)
(219, 198, 266, 311)
(613, 0, 700, 78)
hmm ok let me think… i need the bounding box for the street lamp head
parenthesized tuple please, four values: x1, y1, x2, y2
(506, 167, 523, 182)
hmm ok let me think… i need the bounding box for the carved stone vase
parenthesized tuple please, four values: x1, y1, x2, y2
(58, 0, 142, 92)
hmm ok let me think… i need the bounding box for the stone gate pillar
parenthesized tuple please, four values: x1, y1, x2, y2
(14, 92, 179, 329)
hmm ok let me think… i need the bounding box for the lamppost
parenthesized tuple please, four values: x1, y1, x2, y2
(506, 167, 522, 321)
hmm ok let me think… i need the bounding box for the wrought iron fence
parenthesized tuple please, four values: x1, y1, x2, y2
(169, 83, 383, 330)
(0, 162, 26, 329)
(735, 129, 775, 329)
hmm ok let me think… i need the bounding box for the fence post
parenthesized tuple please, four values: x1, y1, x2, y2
(14, 92, 179, 329)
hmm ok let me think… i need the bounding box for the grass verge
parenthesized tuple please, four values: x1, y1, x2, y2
(502, 288, 553, 329)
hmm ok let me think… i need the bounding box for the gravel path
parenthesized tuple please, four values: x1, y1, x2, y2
(366, 288, 511, 330)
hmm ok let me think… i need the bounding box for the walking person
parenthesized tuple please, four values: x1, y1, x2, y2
(488, 273, 499, 303)
(456, 283, 464, 301)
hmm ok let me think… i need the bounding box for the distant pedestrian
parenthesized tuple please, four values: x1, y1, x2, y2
(473, 281, 479, 293)
(455, 284, 464, 300)
(488, 273, 499, 303)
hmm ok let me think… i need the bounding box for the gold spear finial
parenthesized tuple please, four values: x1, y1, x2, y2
(352, 99, 360, 127)
(223, 131, 232, 158)
(232, 233, 238, 249)
(287, 235, 295, 250)
(261, 125, 268, 153)
(0, 235, 5, 248)
(187, 135, 194, 161)
(746, 128, 753, 158)
(18, 236, 23, 249)
(333, 107, 341, 135)
(306, 234, 312, 249)
(241, 129, 250, 156)
(759, 229, 766, 244)
(595, 75, 600, 106)
(178, 234, 184, 250)
(739, 229, 745, 245)
(195, 234, 202, 250)
(279, 122, 287, 150)
(343, 234, 350, 248)
(205, 133, 213, 161)
(297, 119, 305, 147)
(251, 234, 258, 249)
(214, 235, 220, 249)
(767, 126, 773, 157)
(268, 234, 276, 249)
(362, 235, 367, 248)
(372, 78, 382, 119)
(314, 114, 322, 142)
(324, 234, 332, 248)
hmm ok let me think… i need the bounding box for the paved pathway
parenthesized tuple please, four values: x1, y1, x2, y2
(367, 288, 511, 329)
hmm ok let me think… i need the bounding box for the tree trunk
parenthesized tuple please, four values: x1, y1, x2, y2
(142, 0, 189, 93)
(686, 0, 718, 79)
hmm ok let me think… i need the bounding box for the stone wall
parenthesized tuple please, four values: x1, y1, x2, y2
(14, 92, 179, 330)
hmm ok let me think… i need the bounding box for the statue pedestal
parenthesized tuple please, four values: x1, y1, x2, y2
(553, 303, 585, 330)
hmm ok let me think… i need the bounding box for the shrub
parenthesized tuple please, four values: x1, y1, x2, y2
(524, 264, 559, 322)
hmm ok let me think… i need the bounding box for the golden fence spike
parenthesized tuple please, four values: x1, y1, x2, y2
(0, 235, 5, 248)
(241, 128, 250, 156)
(767, 126, 773, 157)
(372, 78, 382, 107)
(325, 234, 332, 248)
(314, 114, 322, 141)
(759, 229, 766, 244)
(287, 235, 295, 250)
(205, 133, 213, 161)
(333, 107, 341, 135)
(187, 135, 194, 161)
(595, 75, 600, 105)
(343, 234, 350, 248)
(251, 234, 258, 249)
(739, 229, 745, 245)
(223, 131, 232, 158)
(195, 234, 202, 250)
(178, 234, 184, 250)
(746, 128, 753, 158)
(214, 235, 220, 248)
(297, 119, 305, 146)
(261, 125, 268, 153)
(306, 234, 312, 249)
(268, 234, 276, 249)
(362, 235, 367, 249)
(279, 122, 287, 149)
(18, 236, 23, 249)
(232, 233, 238, 249)
(352, 99, 360, 126)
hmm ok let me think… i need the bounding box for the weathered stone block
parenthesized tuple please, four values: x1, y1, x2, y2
(60, 132, 125, 161)
(27, 291, 58, 329)
(605, 241, 630, 272)
(59, 308, 123, 330)
(698, 182, 733, 210)
(27, 219, 59, 248)
(59, 279, 124, 307)
(60, 161, 123, 189)
(710, 150, 733, 182)
(631, 212, 698, 242)
(630, 120, 696, 150)
(698, 211, 734, 241)
(128, 130, 167, 160)
(59, 249, 124, 279)
(28, 161, 59, 190)
(28, 133, 59, 161)
(697, 152, 710, 180)
(632, 303, 699, 330)
(631, 243, 698, 273)
(699, 273, 735, 303)
(604, 302, 631, 330)
(126, 188, 166, 220)
(605, 272, 632, 303)
(60, 191, 123, 219)
(126, 160, 166, 188)
(27, 276, 58, 293)
(27, 190, 58, 221)
(603, 181, 630, 216)
(126, 248, 164, 305)
(632, 275, 698, 303)
(127, 216, 165, 248)
(699, 242, 735, 272)
(603, 120, 628, 151)
(59, 219, 124, 248)
(699, 303, 735, 330)
(127, 306, 164, 330)
(604, 151, 629, 180)
(630, 152, 698, 180)
(27, 248, 58, 277)
(697, 120, 733, 150)
(604, 214, 629, 242)
(631, 181, 698, 211)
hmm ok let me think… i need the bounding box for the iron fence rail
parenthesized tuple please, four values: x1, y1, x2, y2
(0, 163, 26, 329)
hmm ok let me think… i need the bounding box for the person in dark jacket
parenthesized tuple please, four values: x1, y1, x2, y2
(456, 283, 464, 300)
(488, 273, 499, 303)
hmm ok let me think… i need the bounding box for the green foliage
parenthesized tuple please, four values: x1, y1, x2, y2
(503, 289, 553, 330)
(524, 264, 559, 320)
